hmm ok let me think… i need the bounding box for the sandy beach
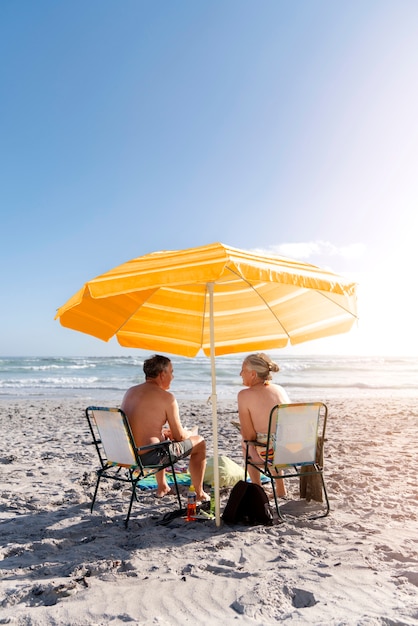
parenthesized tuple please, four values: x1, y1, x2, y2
(0, 396, 417, 625)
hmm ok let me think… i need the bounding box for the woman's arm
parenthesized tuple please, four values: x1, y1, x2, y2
(238, 390, 257, 441)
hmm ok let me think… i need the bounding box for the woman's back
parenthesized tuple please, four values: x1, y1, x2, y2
(238, 381, 289, 436)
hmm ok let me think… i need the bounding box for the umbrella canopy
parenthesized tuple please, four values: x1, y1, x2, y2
(56, 242, 357, 354)
(55, 242, 358, 524)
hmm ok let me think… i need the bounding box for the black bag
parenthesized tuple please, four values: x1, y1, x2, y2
(222, 480, 273, 526)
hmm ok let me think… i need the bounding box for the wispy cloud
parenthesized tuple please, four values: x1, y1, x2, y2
(251, 241, 366, 261)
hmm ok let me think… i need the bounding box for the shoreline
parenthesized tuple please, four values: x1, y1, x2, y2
(1, 354, 417, 406)
(0, 396, 417, 624)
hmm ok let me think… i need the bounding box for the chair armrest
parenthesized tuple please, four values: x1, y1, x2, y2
(244, 439, 266, 447)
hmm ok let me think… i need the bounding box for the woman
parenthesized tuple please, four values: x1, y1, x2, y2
(238, 353, 290, 495)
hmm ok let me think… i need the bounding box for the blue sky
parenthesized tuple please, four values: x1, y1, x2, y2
(1, 1, 417, 357)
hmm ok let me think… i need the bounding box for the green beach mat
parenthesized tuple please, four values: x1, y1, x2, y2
(136, 471, 191, 491)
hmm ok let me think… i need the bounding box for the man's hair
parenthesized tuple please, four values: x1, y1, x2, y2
(143, 354, 171, 379)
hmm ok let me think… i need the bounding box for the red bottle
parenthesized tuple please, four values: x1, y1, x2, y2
(186, 485, 196, 521)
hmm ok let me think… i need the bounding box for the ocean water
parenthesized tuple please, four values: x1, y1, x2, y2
(0, 354, 417, 403)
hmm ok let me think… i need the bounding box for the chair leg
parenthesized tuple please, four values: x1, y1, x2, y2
(309, 472, 330, 519)
(125, 479, 140, 528)
(270, 469, 330, 522)
(170, 468, 182, 510)
(322, 475, 330, 516)
(128, 470, 139, 503)
(270, 478, 285, 522)
(301, 466, 330, 520)
(91, 473, 102, 513)
(244, 446, 250, 482)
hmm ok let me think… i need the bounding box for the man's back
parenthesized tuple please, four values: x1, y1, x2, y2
(121, 382, 170, 447)
(122, 378, 186, 447)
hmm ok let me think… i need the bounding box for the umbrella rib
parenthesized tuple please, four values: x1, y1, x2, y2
(225, 266, 358, 337)
(316, 291, 359, 319)
(225, 267, 292, 340)
(112, 291, 159, 336)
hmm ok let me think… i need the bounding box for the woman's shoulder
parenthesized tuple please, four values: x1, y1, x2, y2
(271, 382, 286, 391)
(237, 387, 250, 399)
(271, 383, 290, 402)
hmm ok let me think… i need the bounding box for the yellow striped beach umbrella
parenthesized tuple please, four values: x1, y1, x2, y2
(55, 242, 358, 524)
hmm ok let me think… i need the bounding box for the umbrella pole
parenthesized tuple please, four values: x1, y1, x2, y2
(208, 282, 220, 526)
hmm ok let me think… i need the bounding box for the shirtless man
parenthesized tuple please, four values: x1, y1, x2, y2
(238, 353, 290, 495)
(121, 354, 208, 501)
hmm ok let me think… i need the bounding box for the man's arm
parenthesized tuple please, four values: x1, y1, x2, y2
(166, 394, 190, 441)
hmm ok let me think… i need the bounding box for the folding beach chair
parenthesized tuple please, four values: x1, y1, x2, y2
(85, 406, 182, 526)
(244, 402, 330, 521)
